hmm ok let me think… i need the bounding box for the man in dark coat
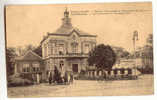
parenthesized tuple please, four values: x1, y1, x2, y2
(49, 71, 53, 84)
(53, 66, 62, 83)
(70, 72, 73, 83)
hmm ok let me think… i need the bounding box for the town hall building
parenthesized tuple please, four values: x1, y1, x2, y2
(14, 8, 97, 82)
(41, 8, 97, 75)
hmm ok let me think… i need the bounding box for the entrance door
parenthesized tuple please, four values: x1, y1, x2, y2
(72, 64, 78, 73)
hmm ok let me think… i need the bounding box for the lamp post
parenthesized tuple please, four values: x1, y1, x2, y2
(132, 30, 138, 78)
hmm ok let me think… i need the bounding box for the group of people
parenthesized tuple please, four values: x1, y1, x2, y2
(48, 66, 73, 85)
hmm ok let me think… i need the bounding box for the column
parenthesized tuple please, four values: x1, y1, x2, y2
(87, 71, 89, 77)
(99, 71, 102, 76)
(94, 71, 97, 77)
(90, 71, 92, 77)
(111, 70, 114, 76)
(14, 63, 17, 74)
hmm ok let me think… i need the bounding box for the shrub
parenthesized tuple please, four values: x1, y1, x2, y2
(8, 74, 33, 87)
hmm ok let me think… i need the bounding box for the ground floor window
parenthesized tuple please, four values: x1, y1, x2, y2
(32, 62, 40, 72)
(22, 63, 30, 72)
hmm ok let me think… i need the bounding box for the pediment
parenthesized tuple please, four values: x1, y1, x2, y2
(16, 50, 42, 61)
(69, 30, 80, 40)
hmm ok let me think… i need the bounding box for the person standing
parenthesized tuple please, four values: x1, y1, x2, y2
(70, 72, 73, 83)
(48, 71, 52, 84)
(53, 66, 60, 83)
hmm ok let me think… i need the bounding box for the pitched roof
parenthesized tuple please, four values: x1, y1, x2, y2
(40, 9, 97, 44)
(15, 50, 42, 61)
(50, 26, 97, 37)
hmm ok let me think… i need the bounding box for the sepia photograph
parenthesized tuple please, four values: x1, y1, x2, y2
(5, 2, 153, 98)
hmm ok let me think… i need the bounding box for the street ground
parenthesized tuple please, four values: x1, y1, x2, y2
(7, 75, 154, 98)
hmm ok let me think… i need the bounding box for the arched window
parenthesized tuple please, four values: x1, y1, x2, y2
(44, 44, 47, 57)
(72, 34, 76, 40)
(58, 44, 64, 55)
(85, 44, 90, 53)
(71, 42, 78, 53)
(51, 43, 55, 55)
(48, 43, 51, 56)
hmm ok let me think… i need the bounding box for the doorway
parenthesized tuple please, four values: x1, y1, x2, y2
(72, 64, 78, 73)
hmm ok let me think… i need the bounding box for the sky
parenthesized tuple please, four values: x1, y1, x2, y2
(5, 2, 153, 52)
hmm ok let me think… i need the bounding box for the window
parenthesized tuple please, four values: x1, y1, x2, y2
(58, 44, 64, 55)
(32, 62, 40, 72)
(44, 44, 47, 57)
(46, 44, 49, 56)
(51, 43, 56, 55)
(92, 43, 96, 50)
(71, 42, 78, 53)
(48, 43, 51, 56)
(72, 35, 76, 40)
(85, 44, 90, 53)
(23, 63, 30, 72)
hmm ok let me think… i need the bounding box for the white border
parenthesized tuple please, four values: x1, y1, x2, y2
(0, 0, 156, 100)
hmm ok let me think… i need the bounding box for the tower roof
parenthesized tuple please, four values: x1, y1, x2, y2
(52, 8, 96, 36)
(41, 8, 97, 44)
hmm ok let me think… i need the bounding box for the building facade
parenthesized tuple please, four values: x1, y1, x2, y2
(41, 9, 97, 75)
(14, 50, 44, 83)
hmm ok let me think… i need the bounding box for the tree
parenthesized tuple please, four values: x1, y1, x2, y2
(6, 47, 17, 78)
(33, 45, 42, 57)
(16, 44, 36, 56)
(111, 46, 130, 59)
(88, 44, 116, 70)
(137, 34, 153, 74)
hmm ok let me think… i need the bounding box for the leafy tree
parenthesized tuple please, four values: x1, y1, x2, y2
(136, 34, 153, 74)
(16, 44, 36, 56)
(6, 47, 17, 78)
(112, 46, 130, 59)
(88, 44, 116, 70)
(33, 45, 42, 57)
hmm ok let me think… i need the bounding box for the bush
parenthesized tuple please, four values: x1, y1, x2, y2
(137, 67, 153, 74)
(8, 74, 33, 87)
(80, 69, 86, 75)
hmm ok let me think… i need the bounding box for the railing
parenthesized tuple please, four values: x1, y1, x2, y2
(44, 53, 89, 59)
(86, 68, 139, 80)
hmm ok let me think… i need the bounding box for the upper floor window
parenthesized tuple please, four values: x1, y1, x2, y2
(85, 44, 90, 54)
(58, 44, 64, 55)
(48, 43, 51, 56)
(44, 45, 46, 57)
(92, 43, 96, 50)
(51, 43, 56, 55)
(71, 42, 78, 53)
(44, 44, 48, 57)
